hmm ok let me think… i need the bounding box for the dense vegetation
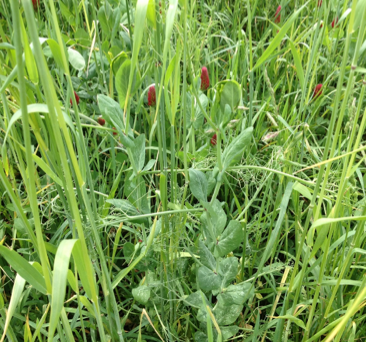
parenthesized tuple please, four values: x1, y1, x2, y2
(1, 0, 366, 341)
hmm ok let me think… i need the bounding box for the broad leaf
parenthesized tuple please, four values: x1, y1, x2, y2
(197, 266, 222, 292)
(116, 59, 140, 108)
(213, 300, 243, 326)
(198, 241, 216, 271)
(131, 134, 145, 174)
(217, 282, 253, 306)
(218, 257, 238, 286)
(222, 127, 253, 171)
(183, 290, 209, 309)
(220, 80, 241, 113)
(215, 220, 243, 257)
(201, 199, 227, 242)
(132, 285, 150, 304)
(189, 168, 207, 202)
(68, 48, 85, 70)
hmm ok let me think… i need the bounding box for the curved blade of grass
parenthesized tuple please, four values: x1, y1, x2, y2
(0, 246, 47, 294)
(124, 0, 149, 126)
(0, 274, 25, 342)
(253, 2, 308, 72)
(289, 40, 305, 92)
(48, 239, 78, 342)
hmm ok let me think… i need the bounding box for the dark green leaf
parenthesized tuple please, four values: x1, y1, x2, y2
(0, 246, 47, 294)
(220, 80, 241, 113)
(198, 241, 216, 271)
(189, 168, 207, 202)
(215, 220, 243, 257)
(197, 266, 222, 292)
(222, 127, 253, 171)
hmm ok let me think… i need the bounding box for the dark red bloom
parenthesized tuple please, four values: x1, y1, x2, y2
(275, 5, 281, 24)
(148, 85, 156, 106)
(112, 127, 117, 136)
(200, 66, 209, 91)
(313, 84, 323, 99)
(70, 91, 79, 106)
(211, 134, 217, 146)
(318, 0, 322, 7)
(32, 0, 40, 10)
(97, 117, 105, 126)
(331, 17, 338, 28)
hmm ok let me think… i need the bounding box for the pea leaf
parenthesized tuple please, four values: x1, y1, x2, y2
(215, 220, 243, 257)
(217, 282, 253, 306)
(132, 285, 150, 304)
(218, 257, 238, 286)
(198, 241, 216, 271)
(197, 266, 222, 292)
(189, 168, 207, 202)
(131, 134, 145, 174)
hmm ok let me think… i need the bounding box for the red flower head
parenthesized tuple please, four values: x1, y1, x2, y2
(97, 117, 105, 126)
(313, 84, 323, 99)
(70, 91, 80, 106)
(32, 0, 40, 10)
(275, 5, 281, 24)
(318, 0, 322, 7)
(148, 85, 156, 106)
(112, 127, 117, 136)
(211, 134, 217, 146)
(200, 66, 210, 91)
(331, 17, 338, 28)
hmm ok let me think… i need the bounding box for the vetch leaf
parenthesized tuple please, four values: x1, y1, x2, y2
(222, 127, 253, 171)
(106, 199, 148, 224)
(274, 315, 306, 330)
(193, 93, 209, 129)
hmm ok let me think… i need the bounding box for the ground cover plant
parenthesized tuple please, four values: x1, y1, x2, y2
(1, 0, 366, 341)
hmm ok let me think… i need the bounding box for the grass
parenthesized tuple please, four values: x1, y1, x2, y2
(1, 0, 366, 341)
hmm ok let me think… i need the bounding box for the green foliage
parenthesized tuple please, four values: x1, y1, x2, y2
(1, 0, 366, 341)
